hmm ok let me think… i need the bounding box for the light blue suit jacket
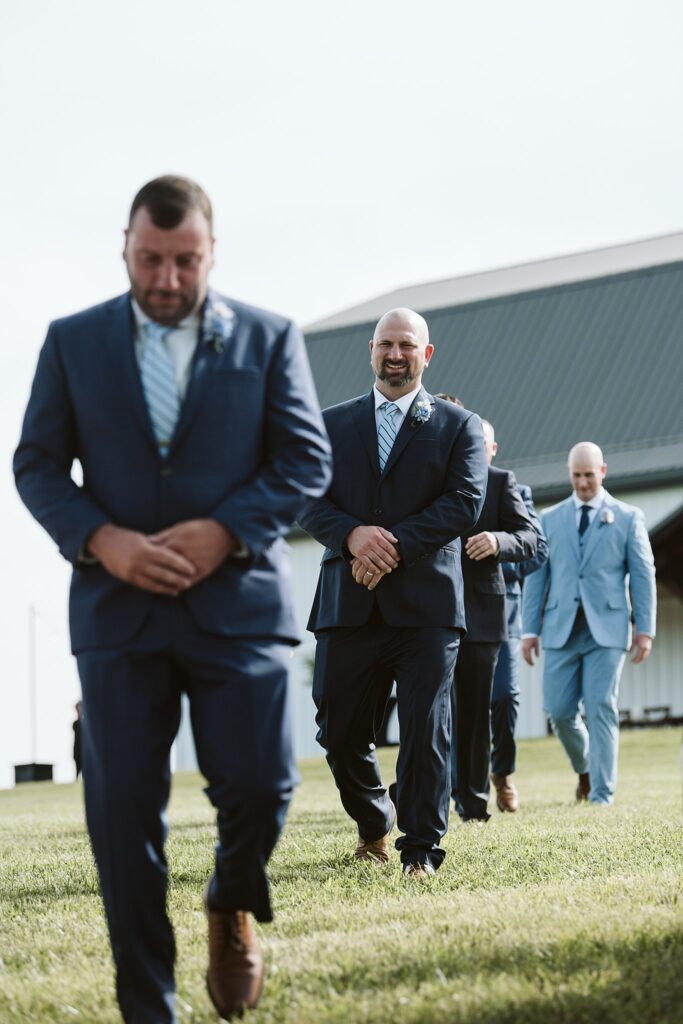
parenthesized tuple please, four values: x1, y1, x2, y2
(522, 490, 656, 650)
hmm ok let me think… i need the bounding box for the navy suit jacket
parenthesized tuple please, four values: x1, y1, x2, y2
(14, 289, 332, 651)
(501, 482, 549, 639)
(299, 389, 488, 631)
(460, 466, 537, 644)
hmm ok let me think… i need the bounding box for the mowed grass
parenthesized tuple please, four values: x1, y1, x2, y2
(1, 729, 682, 1023)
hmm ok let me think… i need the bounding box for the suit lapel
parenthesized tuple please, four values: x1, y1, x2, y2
(102, 295, 158, 451)
(170, 291, 239, 453)
(580, 491, 613, 566)
(382, 386, 433, 477)
(564, 498, 581, 563)
(351, 393, 380, 478)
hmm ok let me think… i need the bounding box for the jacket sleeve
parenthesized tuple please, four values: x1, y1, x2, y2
(210, 321, 332, 560)
(504, 483, 549, 581)
(297, 493, 364, 558)
(390, 412, 488, 567)
(492, 472, 538, 563)
(13, 324, 111, 565)
(626, 509, 657, 637)
(521, 511, 551, 636)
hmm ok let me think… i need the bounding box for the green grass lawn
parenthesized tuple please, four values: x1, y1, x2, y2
(1, 728, 682, 1023)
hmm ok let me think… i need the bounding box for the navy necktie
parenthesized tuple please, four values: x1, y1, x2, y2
(140, 322, 180, 457)
(578, 504, 591, 536)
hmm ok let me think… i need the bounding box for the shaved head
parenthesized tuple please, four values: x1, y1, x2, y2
(373, 307, 429, 346)
(481, 419, 497, 464)
(369, 307, 434, 399)
(568, 441, 607, 500)
(568, 441, 604, 468)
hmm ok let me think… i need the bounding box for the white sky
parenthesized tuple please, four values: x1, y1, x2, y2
(2, 0, 683, 783)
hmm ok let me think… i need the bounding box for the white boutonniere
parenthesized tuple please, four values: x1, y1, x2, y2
(203, 299, 236, 353)
(600, 508, 615, 525)
(411, 399, 433, 427)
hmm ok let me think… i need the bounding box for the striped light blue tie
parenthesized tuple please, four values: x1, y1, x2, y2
(140, 322, 180, 457)
(377, 401, 399, 471)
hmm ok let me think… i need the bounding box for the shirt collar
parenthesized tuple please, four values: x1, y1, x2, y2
(373, 383, 422, 417)
(572, 487, 605, 510)
(131, 297, 200, 335)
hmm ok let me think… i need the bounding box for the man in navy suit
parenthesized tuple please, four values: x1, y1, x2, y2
(490, 479, 547, 812)
(451, 419, 537, 823)
(14, 176, 331, 1023)
(299, 308, 487, 879)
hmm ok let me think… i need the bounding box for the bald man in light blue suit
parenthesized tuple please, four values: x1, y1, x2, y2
(522, 442, 656, 804)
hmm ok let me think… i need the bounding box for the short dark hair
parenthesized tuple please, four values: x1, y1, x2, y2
(128, 175, 213, 232)
(435, 393, 463, 406)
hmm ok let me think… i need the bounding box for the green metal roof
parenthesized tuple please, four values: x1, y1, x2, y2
(304, 261, 683, 500)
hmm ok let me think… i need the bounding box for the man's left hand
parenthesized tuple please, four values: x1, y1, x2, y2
(152, 519, 238, 583)
(465, 532, 500, 561)
(351, 557, 386, 590)
(629, 633, 653, 664)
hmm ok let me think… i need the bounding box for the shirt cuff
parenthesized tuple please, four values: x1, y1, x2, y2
(521, 633, 538, 639)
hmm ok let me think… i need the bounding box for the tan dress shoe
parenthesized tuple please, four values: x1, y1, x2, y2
(575, 772, 591, 801)
(204, 886, 264, 1018)
(403, 862, 435, 881)
(354, 804, 395, 863)
(491, 773, 519, 813)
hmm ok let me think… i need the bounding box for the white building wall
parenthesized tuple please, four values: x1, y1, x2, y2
(171, 482, 683, 769)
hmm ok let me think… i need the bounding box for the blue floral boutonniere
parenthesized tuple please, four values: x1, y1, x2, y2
(411, 399, 433, 428)
(203, 299, 236, 354)
(600, 508, 615, 526)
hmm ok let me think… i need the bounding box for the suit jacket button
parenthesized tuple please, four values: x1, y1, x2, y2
(374, 507, 383, 514)
(160, 466, 173, 477)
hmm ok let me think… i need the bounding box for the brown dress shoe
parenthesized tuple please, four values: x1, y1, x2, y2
(575, 772, 591, 801)
(354, 831, 392, 863)
(491, 773, 519, 813)
(403, 862, 435, 881)
(354, 804, 395, 863)
(204, 886, 264, 1019)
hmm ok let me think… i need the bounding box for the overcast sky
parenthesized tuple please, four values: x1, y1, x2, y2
(2, 0, 682, 782)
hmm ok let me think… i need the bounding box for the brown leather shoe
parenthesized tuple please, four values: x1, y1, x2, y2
(204, 885, 264, 1019)
(354, 805, 395, 864)
(575, 772, 591, 802)
(403, 862, 435, 881)
(491, 773, 519, 813)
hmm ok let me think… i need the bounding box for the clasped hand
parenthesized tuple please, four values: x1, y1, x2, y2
(346, 525, 400, 590)
(87, 519, 237, 596)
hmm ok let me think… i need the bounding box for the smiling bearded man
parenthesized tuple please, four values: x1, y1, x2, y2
(299, 307, 488, 879)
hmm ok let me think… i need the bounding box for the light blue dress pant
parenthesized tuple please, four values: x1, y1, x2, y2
(542, 612, 625, 805)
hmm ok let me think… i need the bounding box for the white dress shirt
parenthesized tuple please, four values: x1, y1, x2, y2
(572, 487, 606, 528)
(131, 299, 200, 399)
(373, 383, 422, 430)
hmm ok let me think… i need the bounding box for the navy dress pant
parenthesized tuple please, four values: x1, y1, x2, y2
(77, 599, 297, 1024)
(451, 641, 501, 821)
(312, 621, 460, 870)
(490, 593, 521, 777)
(490, 638, 521, 776)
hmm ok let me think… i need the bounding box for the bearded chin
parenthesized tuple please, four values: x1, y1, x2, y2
(378, 365, 414, 387)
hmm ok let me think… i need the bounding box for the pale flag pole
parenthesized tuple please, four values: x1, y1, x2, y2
(28, 602, 37, 763)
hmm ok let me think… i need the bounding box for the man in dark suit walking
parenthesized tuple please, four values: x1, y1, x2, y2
(451, 419, 537, 823)
(14, 176, 331, 1023)
(299, 308, 487, 879)
(490, 481, 547, 812)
